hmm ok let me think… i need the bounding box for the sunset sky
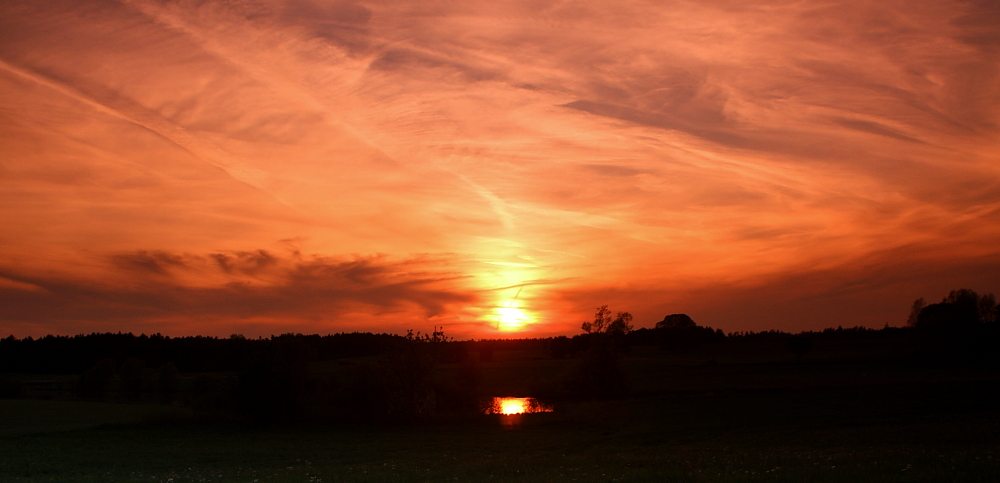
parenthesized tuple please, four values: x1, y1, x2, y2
(1, 0, 998, 339)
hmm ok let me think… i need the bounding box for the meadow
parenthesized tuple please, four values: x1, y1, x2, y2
(2, 335, 998, 482)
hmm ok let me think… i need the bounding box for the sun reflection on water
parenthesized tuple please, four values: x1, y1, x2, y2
(499, 397, 528, 415)
(487, 397, 553, 415)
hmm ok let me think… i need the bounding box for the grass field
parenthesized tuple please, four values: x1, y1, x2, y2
(2, 344, 999, 482)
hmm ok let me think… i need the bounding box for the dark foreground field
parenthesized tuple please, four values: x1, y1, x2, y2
(3, 344, 999, 483)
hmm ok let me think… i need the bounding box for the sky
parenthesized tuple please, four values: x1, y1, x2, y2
(1, 0, 998, 339)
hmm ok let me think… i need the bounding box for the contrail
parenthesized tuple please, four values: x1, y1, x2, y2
(510, 285, 524, 304)
(0, 58, 295, 210)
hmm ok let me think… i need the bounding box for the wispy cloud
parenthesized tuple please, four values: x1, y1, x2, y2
(0, 249, 477, 337)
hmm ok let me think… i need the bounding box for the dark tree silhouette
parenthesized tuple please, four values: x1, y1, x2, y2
(787, 334, 813, 363)
(653, 314, 722, 353)
(907, 288, 1000, 361)
(656, 313, 696, 329)
(906, 298, 925, 327)
(561, 306, 632, 399)
(582, 305, 633, 335)
(910, 289, 996, 330)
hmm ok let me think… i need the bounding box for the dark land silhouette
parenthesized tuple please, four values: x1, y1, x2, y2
(1, 289, 999, 481)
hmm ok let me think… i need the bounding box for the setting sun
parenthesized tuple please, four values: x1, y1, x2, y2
(495, 306, 531, 332)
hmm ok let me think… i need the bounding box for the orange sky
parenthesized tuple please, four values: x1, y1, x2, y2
(1, 0, 998, 339)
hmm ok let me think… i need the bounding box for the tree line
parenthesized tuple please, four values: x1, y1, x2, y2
(1, 288, 997, 422)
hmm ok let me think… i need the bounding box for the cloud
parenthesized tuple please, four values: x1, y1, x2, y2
(832, 117, 927, 144)
(563, 100, 746, 148)
(208, 250, 279, 274)
(0, 249, 476, 337)
(110, 251, 191, 276)
(280, 0, 373, 52)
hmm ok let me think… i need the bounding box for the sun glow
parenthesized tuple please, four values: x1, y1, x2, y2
(488, 397, 554, 415)
(495, 305, 531, 331)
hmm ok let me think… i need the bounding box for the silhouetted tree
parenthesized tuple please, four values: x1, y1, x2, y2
(911, 289, 995, 330)
(582, 306, 633, 335)
(581, 305, 611, 334)
(405, 327, 450, 343)
(561, 306, 631, 399)
(787, 334, 813, 363)
(405, 326, 454, 363)
(607, 312, 634, 336)
(906, 298, 925, 327)
(653, 314, 722, 353)
(656, 314, 696, 329)
(976, 293, 997, 324)
(908, 288, 1000, 362)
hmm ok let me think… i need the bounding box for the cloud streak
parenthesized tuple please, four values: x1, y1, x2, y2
(0, 249, 476, 336)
